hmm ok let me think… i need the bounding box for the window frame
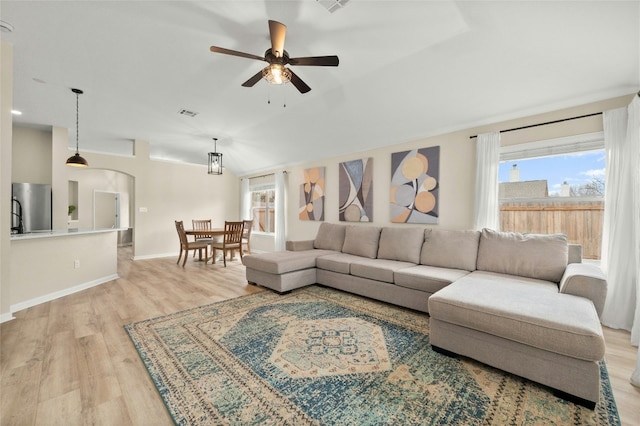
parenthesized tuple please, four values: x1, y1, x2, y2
(249, 184, 276, 236)
(498, 131, 606, 260)
(500, 132, 604, 162)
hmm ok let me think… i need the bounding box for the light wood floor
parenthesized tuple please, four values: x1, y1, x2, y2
(1, 247, 639, 425)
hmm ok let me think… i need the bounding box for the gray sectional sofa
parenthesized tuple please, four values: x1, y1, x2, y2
(242, 223, 607, 408)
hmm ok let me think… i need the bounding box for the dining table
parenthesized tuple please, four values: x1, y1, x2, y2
(184, 228, 228, 262)
(185, 228, 225, 238)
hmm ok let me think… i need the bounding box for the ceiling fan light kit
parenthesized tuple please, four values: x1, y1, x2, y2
(263, 64, 291, 85)
(210, 20, 338, 94)
(66, 88, 89, 168)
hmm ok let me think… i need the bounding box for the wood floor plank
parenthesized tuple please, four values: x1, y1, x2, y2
(602, 327, 640, 426)
(38, 330, 80, 402)
(1, 246, 638, 425)
(35, 389, 82, 426)
(0, 362, 41, 426)
(1, 316, 48, 372)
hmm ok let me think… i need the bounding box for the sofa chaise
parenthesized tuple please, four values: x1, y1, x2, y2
(242, 223, 607, 408)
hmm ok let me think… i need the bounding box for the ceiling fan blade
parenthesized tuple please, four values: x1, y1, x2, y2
(268, 20, 287, 58)
(288, 69, 311, 94)
(210, 46, 266, 62)
(288, 55, 339, 66)
(241, 70, 264, 87)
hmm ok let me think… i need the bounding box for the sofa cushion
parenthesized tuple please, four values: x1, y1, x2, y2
(242, 249, 335, 275)
(316, 253, 364, 274)
(314, 222, 346, 251)
(421, 229, 480, 271)
(428, 271, 605, 362)
(349, 258, 416, 283)
(394, 265, 470, 294)
(342, 225, 382, 259)
(377, 227, 424, 264)
(476, 228, 568, 283)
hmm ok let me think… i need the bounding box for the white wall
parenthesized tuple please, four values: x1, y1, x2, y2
(1, 41, 14, 321)
(12, 127, 52, 184)
(48, 132, 240, 259)
(244, 94, 635, 247)
(285, 128, 474, 242)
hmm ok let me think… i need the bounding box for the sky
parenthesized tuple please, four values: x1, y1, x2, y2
(498, 149, 606, 196)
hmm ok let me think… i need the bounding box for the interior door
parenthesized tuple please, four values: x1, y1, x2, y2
(94, 191, 120, 229)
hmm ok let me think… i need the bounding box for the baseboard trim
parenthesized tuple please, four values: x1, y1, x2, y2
(10, 274, 120, 314)
(0, 312, 15, 324)
(133, 251, 263, 261)
(133, 252, 176, 261)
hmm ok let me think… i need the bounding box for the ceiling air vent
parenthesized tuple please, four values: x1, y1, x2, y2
(178, 109, 199, 118)
(316, 0, 349, 13)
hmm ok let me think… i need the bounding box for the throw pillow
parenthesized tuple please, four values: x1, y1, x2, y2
(314, 223, 346, 252)
(377, 227, 424, 264)
(342, 225, 382, 259)
(476, 228, 568, 283)
(421, 229, 480, 271)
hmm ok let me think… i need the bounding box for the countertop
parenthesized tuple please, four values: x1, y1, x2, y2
(10, 228, 125, 241)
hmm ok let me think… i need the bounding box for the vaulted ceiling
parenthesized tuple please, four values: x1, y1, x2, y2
(3, 1, 638, 176)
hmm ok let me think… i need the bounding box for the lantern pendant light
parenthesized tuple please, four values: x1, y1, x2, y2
(208, 137, 223, 175)
(66, 88, 89, 167)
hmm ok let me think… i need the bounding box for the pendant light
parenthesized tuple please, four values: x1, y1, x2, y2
(208, 137, 223, 175)
(66, 88, 89, 167)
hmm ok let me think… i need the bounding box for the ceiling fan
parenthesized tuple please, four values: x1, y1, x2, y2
(210, 20, 339, 94)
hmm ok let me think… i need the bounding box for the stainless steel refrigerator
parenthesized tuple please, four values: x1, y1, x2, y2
(11, 183, 52, 234)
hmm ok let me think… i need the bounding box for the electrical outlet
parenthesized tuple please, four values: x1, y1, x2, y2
(74, 259, 80, 269)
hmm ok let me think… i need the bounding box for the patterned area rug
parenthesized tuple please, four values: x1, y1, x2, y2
(125, 286, 620, 425)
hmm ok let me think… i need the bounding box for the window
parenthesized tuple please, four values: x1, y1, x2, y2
(250, 186, 275, 234)
(498, 132, 605, 259)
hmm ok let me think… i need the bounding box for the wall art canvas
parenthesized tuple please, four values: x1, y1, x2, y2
(390, 146, 440, 224)
(339, 158, 374, 222)
(299, 167, 325, 221)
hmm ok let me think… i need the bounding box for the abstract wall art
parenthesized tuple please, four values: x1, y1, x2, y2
(339, 158, 374, 222)
(390, 146, 440, 224)
(299, 167, 325, 221)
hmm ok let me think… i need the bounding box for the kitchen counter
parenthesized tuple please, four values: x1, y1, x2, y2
(9, 228, 120, 314)
(10, 228, 125, 241)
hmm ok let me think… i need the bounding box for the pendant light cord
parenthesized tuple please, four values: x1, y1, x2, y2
(66, 88, 88, 167)
(75, 91, 80, 153)
(71, 88, 83, 154)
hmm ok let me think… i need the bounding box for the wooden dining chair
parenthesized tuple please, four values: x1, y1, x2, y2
(175, 220, 210, 266)
(192, 219, 213, 257)
(242, 219, 254, 254)
(211, 221, 244, 267)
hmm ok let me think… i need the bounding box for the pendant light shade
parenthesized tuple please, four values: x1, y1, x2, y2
(208, 138, 223, 175)
(66, 88, 89, 167)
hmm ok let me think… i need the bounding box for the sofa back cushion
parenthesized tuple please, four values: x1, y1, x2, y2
(377, 227, 424, 264)
(420, 229, 480, 271)
(342, 225, 382, 259)
(476, 228, 568, 282)
(314, 223, 346, 251)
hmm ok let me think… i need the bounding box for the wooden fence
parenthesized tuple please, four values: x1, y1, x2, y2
(499, 198, 604, 259)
